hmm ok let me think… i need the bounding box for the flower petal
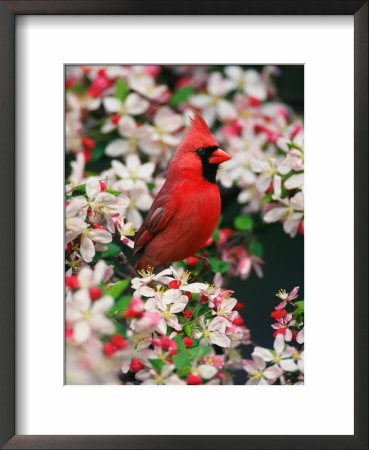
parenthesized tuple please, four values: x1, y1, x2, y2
(198, 364, 217, 380)
(280, 359, 298, 372)
(105, 139, 131, 157)
(91, 295, 114, 314)
(86, 177, 101, 199)
(209, 331, 230, 348)
(273, 333, 285, 355)
(103, 96, 122, 113)
(264, 207, 286, 223)
(80, 236, 95, 262)
(73, 320, 91, 343)
(88, 229, 112, 244)
(263, 365, 282, 380)
(125, 93, 149, 115)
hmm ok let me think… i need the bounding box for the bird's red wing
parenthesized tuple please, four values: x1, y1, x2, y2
(133, 204, 172, 255)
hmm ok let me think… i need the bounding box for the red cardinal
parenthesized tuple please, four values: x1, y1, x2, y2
(134, 113, 231, 271)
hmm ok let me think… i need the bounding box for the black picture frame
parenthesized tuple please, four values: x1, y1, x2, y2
(0, 1, 367, 449)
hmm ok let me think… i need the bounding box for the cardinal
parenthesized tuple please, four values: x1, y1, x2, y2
(134, 113, 231, 272)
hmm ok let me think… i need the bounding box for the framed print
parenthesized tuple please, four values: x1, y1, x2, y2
(0, 1, 367, 449)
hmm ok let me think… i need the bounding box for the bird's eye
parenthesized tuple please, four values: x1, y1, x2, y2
(196, 148, 206, 156)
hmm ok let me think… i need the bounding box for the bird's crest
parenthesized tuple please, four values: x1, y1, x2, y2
(179, 112, 218, 151)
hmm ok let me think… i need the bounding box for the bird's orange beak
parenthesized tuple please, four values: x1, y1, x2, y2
(209, 148, 231, 165)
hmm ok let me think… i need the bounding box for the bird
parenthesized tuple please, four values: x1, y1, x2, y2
(133, 112, 231, 272)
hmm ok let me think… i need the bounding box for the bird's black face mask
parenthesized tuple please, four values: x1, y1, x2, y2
(196, 146, 219, 183)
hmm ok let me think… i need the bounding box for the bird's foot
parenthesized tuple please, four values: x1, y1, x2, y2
(191, 256, 212, 282)
(116, 251, 140, 278)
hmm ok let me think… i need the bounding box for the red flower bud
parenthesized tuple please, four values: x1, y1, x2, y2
(123, 298, 145, 319)
(111, 334, 127, 350)
(233, 316, 244, 326)
(187, 373, 202, 385)
(99, 181, 107, 192)
(123, 309, 143, 319)
(65, 327, 73, 340)
(184, 291, 192, 300)
(183, 310, 193, 319)
(168, 280, 181, 289)
(110, 114, 121, 124)
(65, 275, 79, 290)
(198, 294, 209, 304)
(271, 309, 287, 319)
(103, 342, 116, 356)
(183, 337, 193, 349)
(234, 302, 244, 311)
(87, 85, 102, 98)
(82, 148, 92, 163)
(160, 336, 177, 351)
(248, 96, 261, 107)
(89, 286, 102, 301)
(186, 256, 198, 267)
(129, 358, 145, 373)
(81, 137, 96, 150)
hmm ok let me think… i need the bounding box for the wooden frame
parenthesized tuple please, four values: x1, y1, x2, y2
(0, 1, 367, 448)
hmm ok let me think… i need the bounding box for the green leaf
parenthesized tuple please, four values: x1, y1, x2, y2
(177, 366, 191, 378)
(172, 352, 190, 371)
(170, 85, 193, 108)
(234, 215, 254, 231)
(249, 240, 264, 258)
(261, 192, 273, 205)
(172, 334, 190, 370)
(115, 78, 129, 101)
(174, 334, 186, 353)
(107, 279, 130, 299)
(212, 230, 220, 242)
(105, 188, 122, 196)
(183, 324, 193, 338)
(208, 257, 231, 274)
(71, 184, 86, 196)
(108, 295, 132, 315)
(193, 304, 209, 319)
(68, 83, 87, 94)
(113, 320, 127, 336)
(99, 242, 121, 258)
(149, 359, 167, 373)
(147, 182, 156, 192)
(186, 346, 211, 359)
(292, 300, 304, 316)
(90, 142, 106, 162)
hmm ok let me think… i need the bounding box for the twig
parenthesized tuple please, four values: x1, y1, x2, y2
(216, 232, 252, 253)
(114, 269, 130, 279)
(191, 256, 212, 282)
(116, 251, 140, 278)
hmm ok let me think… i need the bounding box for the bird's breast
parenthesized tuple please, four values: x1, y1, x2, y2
(166, 181, 221, 253)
